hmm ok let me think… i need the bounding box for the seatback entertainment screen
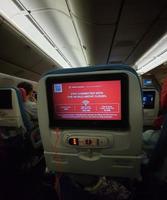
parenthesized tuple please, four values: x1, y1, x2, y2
(143, 79, 153, 87)
(46, 73, 128, 129)
(0, 90, 12, 109)
(53, 80, 121, 120)
(143, 91, 155, 109)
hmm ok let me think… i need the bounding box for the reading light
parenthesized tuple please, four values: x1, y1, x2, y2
(0, 0, 87, 68)
(135, 33, 167, 75)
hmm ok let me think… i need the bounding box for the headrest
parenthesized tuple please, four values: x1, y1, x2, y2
(43, 64, 138, 77)
(0, 88, 33, 131)
(0, 88, 25, 128)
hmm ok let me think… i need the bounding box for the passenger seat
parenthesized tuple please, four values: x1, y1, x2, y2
(0, 87, 44, 173)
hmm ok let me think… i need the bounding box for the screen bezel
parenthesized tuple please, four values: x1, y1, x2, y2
(0, 90, 12, 109)
(143, 91, 155, 109)
(46, 73, 129, 130)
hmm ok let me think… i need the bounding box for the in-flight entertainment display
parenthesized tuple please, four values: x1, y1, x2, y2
(0, 90, 12, 109)
(52, 80, 121, 120)
(143, 79, 153, 87)
(143, 91, 155, 109)
(46, 73, 128, 129)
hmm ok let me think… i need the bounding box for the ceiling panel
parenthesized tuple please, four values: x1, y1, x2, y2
(15, 0, 87, 67)
(113, 24, 149, 42)
(1, 0, 167, 76)
(73, 17, 115, 65)
(126, 11, 167, 65)
(69, 0, 167, 65)
(108, 24, 148, 63)
(19, 0, 69, 15)
(93, 26, 116, 64)
(69, 0, 122, 24)
(107, 0, 167, 64)
(69, 0, 120, 64)
(0, 0, 21, 18)
(111, 46, 134, 56)
(29, 10, 85, 66)
(119, 1, 165, 24)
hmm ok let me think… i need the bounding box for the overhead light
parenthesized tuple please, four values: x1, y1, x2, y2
(0, 0, 87, 68)
(135, 33, 167, 75)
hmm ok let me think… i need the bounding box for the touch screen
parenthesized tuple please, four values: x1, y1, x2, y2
(143, 91, 155, 109)
(0, 90, 12, 109)
(46, 73, 128, 129)
(52, 81, 121, 120)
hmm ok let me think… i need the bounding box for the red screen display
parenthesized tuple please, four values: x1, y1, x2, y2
(52, 80, 121, 120)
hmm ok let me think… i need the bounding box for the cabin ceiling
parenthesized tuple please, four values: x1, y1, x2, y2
(0, 16, 60, 81)
(0, 0, 167, 81)
(68, 0, 167, 65)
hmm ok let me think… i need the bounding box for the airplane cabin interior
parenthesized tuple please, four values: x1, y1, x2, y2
(0, 0, 167, 200)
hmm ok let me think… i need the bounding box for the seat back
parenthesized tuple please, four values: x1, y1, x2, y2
(38, 64, 143, 178)
(0, 88, 28, 171)
(0, 87, 44, 172)
(0, 88, 26, 132)
(143, 88, 159, 127)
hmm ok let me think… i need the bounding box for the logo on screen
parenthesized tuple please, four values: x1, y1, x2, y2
(82, 100, 89, 106)
(54, 84, 62, 93)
